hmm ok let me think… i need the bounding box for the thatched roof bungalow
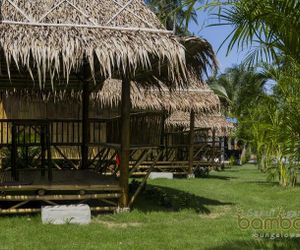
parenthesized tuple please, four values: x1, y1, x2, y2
(0, 0, 205, 210)
(92, 75, 220, 113)
(0, 0, 192, 88)
(166, 111, 235, 137)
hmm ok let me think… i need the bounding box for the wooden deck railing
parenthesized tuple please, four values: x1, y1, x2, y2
(0, 118, 110, 146)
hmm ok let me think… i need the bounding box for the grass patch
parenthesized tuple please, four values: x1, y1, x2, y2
(0, 164, 299, 249)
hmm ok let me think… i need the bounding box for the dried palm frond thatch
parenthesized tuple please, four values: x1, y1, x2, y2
(166, 111, 235, 136)
(0, 0, 191, 88)
(178, 36, 218, 78)
(92, 75, 220, 113)
(0, 74, 220, 113)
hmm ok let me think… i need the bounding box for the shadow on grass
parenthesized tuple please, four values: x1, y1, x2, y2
(246, 180, 300, 189)
(131, 182, 234, 214)
(206, 175, 237, 181)
(245, 180, 280, 187)
(222, 169, 240, 173)
(205, 238, 300, 250)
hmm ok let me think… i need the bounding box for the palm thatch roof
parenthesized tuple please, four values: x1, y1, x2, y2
(0, 21, 219, 112)
(178, 36, 218, 78)
(166, 111, 235, 136)
(0, 0, 196, 89)
(92, 74, 220, 113)
(0, 74, 220, 113)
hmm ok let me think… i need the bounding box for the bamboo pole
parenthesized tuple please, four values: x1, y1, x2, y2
(46, 123, 53, 181)
(81, 82, 90, 169)
(41, 124, 46, 177)
(0, 206, 117, 214)
(160, 112, 166, 147)
(11, 123, 18, 181)
(119, 78, 131, 208)
(212, 128, 216, 166)
(160, 112, 166, 161)
(188, 110, 195, 178)
(1, 20, 173, 34)
(0, 193, 121, 201)
(129, 151, 162, 207)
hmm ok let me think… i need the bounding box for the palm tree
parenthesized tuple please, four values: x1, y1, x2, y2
(239, 62, 300, 186)
(145, 0, 198, 34)
(207, 65, 267, 117)
(182, 0, 300, 65)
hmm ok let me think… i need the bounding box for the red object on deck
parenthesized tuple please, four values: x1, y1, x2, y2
(115, 154, 121, 166)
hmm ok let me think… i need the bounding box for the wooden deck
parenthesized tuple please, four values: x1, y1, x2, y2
(0, 169, 120, 189)
(0, 170, 121, 214)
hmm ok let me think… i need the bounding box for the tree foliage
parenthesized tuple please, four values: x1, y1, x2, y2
(237, 62, 300, 186)
(182, 0, 300, 65)
(207, 65, 267, 117)
(145, 0, 198, 34)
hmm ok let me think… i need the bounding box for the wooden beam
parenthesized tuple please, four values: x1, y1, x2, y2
(212, 128, 216, 164)
(11, 123, 18, 181)
(160, 112, 166, 147)
(188, 110, 195, 177)
(46, 124, 53, 181)
(119, 78, 131, 208)
(129, 151, 162, 207)
(160, 112, 167, 161)
(81, 82, 90, 169)
(0, 193, 120, 201)
(41, 124, 46, 177)
(0, 206, 117, 214)
(2, 20, 173, 34)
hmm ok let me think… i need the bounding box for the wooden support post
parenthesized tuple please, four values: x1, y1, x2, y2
(160, 112, 166, 147)
(11, 123, 18, 181)
(188, 110, 195, 178)
(81, 82, 90, 169)
(41, 125, 46, 177)
(129, 151, 162, 207)
(46, 123, 53, 182)
(212, 128, 216, 167)
(160, 111, 166, 160)
(119, 78, 131, 209)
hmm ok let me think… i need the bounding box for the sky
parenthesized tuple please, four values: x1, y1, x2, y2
(188, 6, 275, 93)
(189, 10, 246, 73)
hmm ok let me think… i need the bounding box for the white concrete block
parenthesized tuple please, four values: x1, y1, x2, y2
(41, 205, 91, 225)
(149, 172, 173, 180)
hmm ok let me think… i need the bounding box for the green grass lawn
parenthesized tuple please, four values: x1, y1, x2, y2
(0, 164, 300, 250)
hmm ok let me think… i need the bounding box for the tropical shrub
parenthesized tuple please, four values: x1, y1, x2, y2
(237, 62, 300, 187)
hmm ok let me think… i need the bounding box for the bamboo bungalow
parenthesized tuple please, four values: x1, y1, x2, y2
(0, 35, 219, 182)
(0, 0, 192, 214)
(0, 74, 220, 177)
(93, 75, 221, 178)
(166, 111, 235, 175)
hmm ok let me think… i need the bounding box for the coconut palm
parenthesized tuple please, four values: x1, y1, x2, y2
(237, 62, 300, 186)
(145, 0, 198, 34)
(182, 0, 300, 65)
(207, 65, 267, 117)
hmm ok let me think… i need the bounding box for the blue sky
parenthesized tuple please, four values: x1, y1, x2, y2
(189, 11, 246, 73)
(188, 7, 275, 93)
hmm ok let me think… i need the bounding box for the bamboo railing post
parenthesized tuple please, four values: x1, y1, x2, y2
(160, 111, 166, 147)
(212, 128, 216, 167)
(46, 123, 53, 182)
(41, 124, 46, 177)
(81, 82, 90, 169)
(119, 78, 131, 209)
(160, 111, 166, 160)
(11, 122, 18, 181)
(188, 110, 195, 178)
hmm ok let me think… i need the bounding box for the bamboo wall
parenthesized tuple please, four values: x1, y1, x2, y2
(0, 97, 108, 159)
(0, 97, 162, 160)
